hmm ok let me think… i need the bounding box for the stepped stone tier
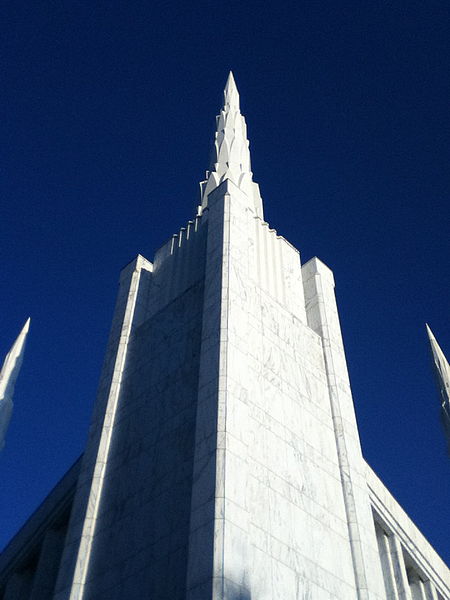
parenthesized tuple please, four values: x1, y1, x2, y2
(426, 324, 450, 454)
(0, 75, 449, 600)
(0, 318, 30, 450)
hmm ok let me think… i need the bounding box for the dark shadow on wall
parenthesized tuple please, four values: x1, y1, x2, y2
(226, 584, 252, 600)
(227, 591, 251, 600)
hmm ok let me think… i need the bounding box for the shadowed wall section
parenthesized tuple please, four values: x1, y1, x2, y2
(83, 281, 205, 598)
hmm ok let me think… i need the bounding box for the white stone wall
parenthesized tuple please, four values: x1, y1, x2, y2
(53, 237, 209, 600)
(49, 178, 449, 600)
(53, 256, 154, 600)
(186, 179, 377, 599)
(302, 257, 387, 600)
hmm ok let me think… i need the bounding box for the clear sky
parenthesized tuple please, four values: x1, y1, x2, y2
(1, 1, 449, 565)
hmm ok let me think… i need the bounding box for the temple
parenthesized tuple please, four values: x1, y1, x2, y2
(0, 75, 448, 600)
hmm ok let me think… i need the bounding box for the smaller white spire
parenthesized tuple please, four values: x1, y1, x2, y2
(200, 72, 263, 217)
(426, 324, 450, 384)
(426, 323, 450, 452)
(0, 318, 30, 449)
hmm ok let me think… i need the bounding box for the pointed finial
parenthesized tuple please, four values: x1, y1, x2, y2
(426, 324, 448, 371)
(0, 318, 31, 449)
(199, 73, 264, 218)
(425, 323, 450, 453)
(22, 317, 30, 336)
(224, 71, 240, 110)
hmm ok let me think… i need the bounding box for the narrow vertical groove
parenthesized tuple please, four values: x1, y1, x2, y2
(424, 580, 439, 600)
(254, 218, 261, 289)
(216, 193, 231, 600)
(313, 274, 369, 599)
(261, 222, 268, 293)
(269, 230, 279, 300)
(388, 535, 413, 600)
(322, 336, 370, 600)
(276, 235, 286, 305)
(375, 524, 400, 600)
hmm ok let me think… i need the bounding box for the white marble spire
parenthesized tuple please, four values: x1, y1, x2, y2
(426, 324, 450, 452)
(200, 71, 263, 217)
(0, 318, 30, 449)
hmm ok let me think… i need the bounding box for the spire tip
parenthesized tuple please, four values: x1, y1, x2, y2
(224, 70, 239, 108)
(426, 323, 436, 342)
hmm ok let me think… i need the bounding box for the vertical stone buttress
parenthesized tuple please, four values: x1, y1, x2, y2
(302, 257, 386, 600)
(186, 180, 253, 599)
(53, 256, 153, 600)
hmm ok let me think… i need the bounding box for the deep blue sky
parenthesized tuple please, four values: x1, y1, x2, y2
(1, 1, 449, 564)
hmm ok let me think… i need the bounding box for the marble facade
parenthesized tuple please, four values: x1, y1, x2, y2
(0, 75, 448, 600)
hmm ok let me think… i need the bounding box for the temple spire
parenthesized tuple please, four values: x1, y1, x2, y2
(224, 71, 240, 110)
(426, 324, 450, 453)
(200, 72, 263, 218)
(0, 318, 30, 449)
